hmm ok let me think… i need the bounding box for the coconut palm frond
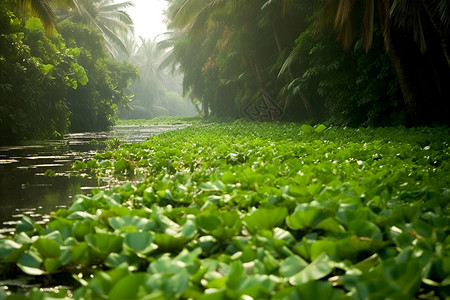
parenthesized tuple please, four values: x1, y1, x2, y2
(362, 0, 375, 51)
(19, 0, 57, 30)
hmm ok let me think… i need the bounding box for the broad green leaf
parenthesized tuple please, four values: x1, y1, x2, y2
(67, 211, 97, 221)
(108, 273, 150, 300)
(227, 261, 245, 289)
(301, 124, 315, 134)
(165, 269, 190, 298)
(15, 216, 35, 234)
(199, 181, 226, 191)
(181, 218, 197, 238)
(40, 64, 54, 76)
(348, 220, 382, 240)
(154, 233, 187, 251)
(412, 219, 433, 238)
(43, 257, 61, 273)
(105, 253, 129, 268)
(109, 215, 156, 232)
(17, 251, 44, 275)
(279, 255, 308, 277)
(238, 274, 277, 297)
(310, 240, 338, 260)
(33, 238, 61, 258)
(85, 233, 123, 254)
(197, 214, 223, 232)
(149, 255, 184, 275)
(25, 17, 44, 32)
(289, 253, 335, 285)
(124, 231, 157, 254)
(0, 239, 24, 261)
(315, 124, 327, 133)
(244, 207, 288, 234)
(286, 206, 334, 230)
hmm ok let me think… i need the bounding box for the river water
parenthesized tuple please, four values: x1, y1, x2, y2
(0, 124, 189, 237)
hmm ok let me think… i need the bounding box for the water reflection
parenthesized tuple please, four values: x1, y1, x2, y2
(0, 124, 189, 236)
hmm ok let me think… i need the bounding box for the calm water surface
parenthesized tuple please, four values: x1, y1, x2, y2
(0, 125, 189, 237)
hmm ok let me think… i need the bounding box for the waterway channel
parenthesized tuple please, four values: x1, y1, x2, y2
(0, 124, 189, 237)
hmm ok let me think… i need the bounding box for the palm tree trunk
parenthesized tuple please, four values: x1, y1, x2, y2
(376, 1, 422, 124)
(203, 98, 209, 118)
(376, 0, 450, 125)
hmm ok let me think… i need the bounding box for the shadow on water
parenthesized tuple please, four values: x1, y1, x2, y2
(0, 124, 189, 237)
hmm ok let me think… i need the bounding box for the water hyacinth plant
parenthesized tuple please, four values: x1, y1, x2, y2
(0, 121, 449, 299)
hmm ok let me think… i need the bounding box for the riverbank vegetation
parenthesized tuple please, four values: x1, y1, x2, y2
(1, 122, 449, 299)
(163, 0, 449, 126)
(0, 1, 193, 144)
(0, 1, 140, 143)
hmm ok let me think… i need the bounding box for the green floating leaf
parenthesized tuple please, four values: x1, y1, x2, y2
(181, 218, 197, 239)
(85, 233, 123, 254)
(154, 233, 188, 252)
(165, 269, 190, 298)
(279, 255, 308, 277)
(310, 240, 339, 260)
(244, 207, 288, 234)
(289, 253, 335, 285)
(314, 124, 327, 134)
(412, 219, 433, 238)
(196, 213, 223, 233)
(157, 189, 173, 200)
(109, 215, 156, 232)
(124, 231, 157, 254)
(43, 257, 62, 273)
(67, 211, 97, 221)
(33, 238, 61, 258)
(108, 273, 150, 300)
(149, 255, 184, 275)
(348, 220, 382, 240)
(15, 216, 35, 234)
(301, 124, 315, 134)
(105, 253, 129, 268)
(17, 251, 44, 275)
(239, 274, 277, 298)
(199, 180, 226, 192)
(286, 206, 334, 230)
(0, 239, 24, 261)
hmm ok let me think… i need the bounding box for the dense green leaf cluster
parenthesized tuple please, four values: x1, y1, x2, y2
(0, 2, 137, 143)
(1, 123, 449, 298)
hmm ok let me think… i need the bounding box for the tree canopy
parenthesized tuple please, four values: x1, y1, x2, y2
(163, 0, 450, 126)
(0, 0, 137, 143)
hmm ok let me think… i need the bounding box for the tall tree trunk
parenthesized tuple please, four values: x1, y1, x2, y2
(377, 0, 450, 125)
(203, 98, 209, 118)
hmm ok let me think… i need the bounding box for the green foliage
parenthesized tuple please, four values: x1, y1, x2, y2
(0, 6, 71, 142)
(0, 3, 137, 144)
(1, 122, 449, 298)
(59, 21, 138, 132)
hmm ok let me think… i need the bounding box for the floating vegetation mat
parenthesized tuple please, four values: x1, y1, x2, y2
(0, 122, 449, 299)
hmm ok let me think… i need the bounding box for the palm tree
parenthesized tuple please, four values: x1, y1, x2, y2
(315, 0, 450, 125)
(58, 0, 134, 57)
